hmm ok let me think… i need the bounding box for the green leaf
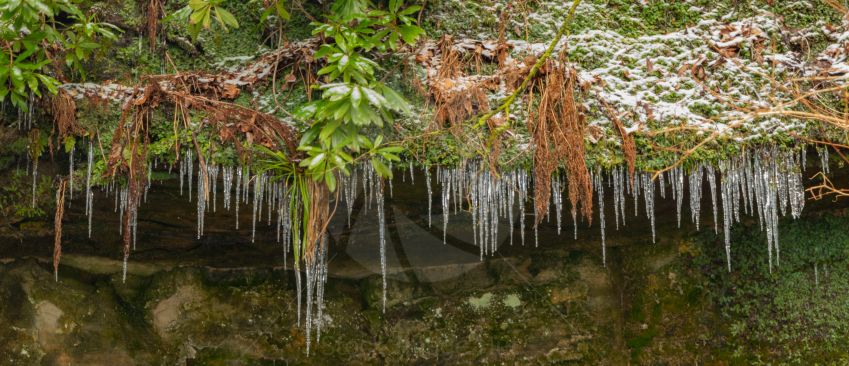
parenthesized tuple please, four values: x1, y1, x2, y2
(309, 152, 326, 169)
(371, 158, 392, 179)
(215, 7, 239, 29)
(188, 0, 208, 10)
(189, 7, 208, 25)
(398, 25, 424, 45)
(389, 0, 402, 13)
(78, 42, 100, 50)
(350, 86, 362, 107)
(319, 119, 342, 142)
(64, 136, 76, 153)
(276, 1, 290, 20)
(325, 171, 336, 192)
(380, 84, 411, 113)
(361, 86, 386, 107)
(398, 5, 421, 15)
(29, 0, 53, 17)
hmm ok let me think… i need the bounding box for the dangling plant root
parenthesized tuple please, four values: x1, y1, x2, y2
(530, 59, 592, 225)
(53, 178, 67, 282)
(51, 90, 83, 142)
(601, 99, 636, 183)
(146, 0, 164, 50)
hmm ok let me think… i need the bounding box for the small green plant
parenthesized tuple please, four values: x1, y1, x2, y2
(167, 0, 240, 40)
(286, 0, 424, 189)
(0, 0, 119, 110)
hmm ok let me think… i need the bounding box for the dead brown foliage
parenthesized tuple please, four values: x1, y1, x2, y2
(51, 90, 84, 141)
(530, 59, 592, 225)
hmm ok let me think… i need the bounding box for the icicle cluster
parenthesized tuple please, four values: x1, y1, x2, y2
(55, 141, 819, 353)
(717, 147, 805, 272)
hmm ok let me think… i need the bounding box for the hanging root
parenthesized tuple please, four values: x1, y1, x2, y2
(531, 59, 592, 225)
(53, 178, 68, 282)
(303, 180, 330, 266)
(146, 0, 163, 50)
(601, 99, 636, 183)
(51, 90, 82, 141)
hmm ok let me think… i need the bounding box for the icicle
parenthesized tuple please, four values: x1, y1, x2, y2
(441, 168, 451, 245)
(642, 173, 656, 244)
(553, 173, 563, 235)
(144, 163, 152, 203)
(819, 146, 830, 174)
(210, 164, 219, 213)
(68, 146, 74, 203)
(376, 175, 388, 313)
(187, 149, 193, 202)
(388, 162, 394, 198)
(31, 159, 38, 209)
(197, 169, 206, 239)
(222, 166, 233, 210)
(235, 166, 243, 229)
(251, 173, 264, 242)
(689, 165, 704, 230)
(85, 141, 94, 238)
(706, 165, 718, 235)
(425, 167, 432, 227)
(594, 170, 606, 266)
(632, 171, 640, 217)
(720, 161, 733, 272)
(612, 168, 621, 230)
(673, 166, 684, 228)
(519, 170, 527, 246)
(179, 155, 185, 196)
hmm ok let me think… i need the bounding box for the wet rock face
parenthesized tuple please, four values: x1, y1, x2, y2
(0, 249, 624, 365)
(3, 210, 849, 364)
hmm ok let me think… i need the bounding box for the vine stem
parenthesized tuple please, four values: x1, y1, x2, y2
(472, 0, 583, 129)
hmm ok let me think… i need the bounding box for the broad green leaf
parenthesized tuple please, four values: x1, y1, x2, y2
(371, 158, 392, 179)
(188, 0, 208, 10)
(380, 84, 411, 113)
(309, 152, 326, 169)
(398, 25, 424, 45)
(215, 7, 239, 29)
(325, 171, 336, 192)
(350, 86, 362, 107)
(398, 5, 421, 15)
(78, 42, 100, 49)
